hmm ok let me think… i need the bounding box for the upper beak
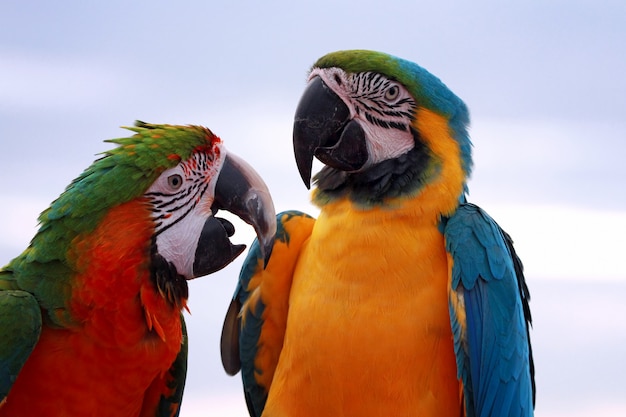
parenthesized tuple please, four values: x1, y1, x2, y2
(293, 76, 368, 188)
(192, 151, 276, 277)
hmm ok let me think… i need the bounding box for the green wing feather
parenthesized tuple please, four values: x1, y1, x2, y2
(0, 287, 42, 401)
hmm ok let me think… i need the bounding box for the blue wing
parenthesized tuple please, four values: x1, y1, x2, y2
(220, 210, 315, 417)
(444, 203, 535, 417)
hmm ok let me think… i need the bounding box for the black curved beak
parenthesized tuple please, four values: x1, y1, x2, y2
(293, 76, 368, 188)
(192, 216, 246, 277)
(192, 152, 276, 278)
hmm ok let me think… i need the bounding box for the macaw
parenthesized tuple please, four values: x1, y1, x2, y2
(221, 50, 535, 417)
(0, 121, 276, 417)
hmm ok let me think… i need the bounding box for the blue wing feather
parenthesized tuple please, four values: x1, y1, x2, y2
(220, 210, 314, 417)
(220, 235, 267, 417)
(445, 203, 534, 417)
(238, 246, 267, 417)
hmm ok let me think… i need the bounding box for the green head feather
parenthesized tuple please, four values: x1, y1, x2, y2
(40, 121, 219, 232)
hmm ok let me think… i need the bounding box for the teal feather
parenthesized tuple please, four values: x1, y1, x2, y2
(225, 210, 312, 417)
(236, 233, 267, 417)
(445, 203, 534, 417)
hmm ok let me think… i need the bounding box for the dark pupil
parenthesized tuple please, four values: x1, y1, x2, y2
(169, 175, 181, 187)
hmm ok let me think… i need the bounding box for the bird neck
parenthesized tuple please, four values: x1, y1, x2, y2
(312, 108, 467, 219)
(67, 199, 185, 329)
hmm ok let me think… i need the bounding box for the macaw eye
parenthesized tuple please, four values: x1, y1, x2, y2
(167, 174, 183, 190)
(384, 85, 400, 101)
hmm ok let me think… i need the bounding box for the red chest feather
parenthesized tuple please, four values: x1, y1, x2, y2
(1, 200, 184, 416)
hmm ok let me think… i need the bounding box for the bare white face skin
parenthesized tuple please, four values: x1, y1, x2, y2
(309, 67, 417, 170)
(145, 142, 225, 278)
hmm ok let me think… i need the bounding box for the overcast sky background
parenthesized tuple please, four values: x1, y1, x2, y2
(1, 1, 625, 416)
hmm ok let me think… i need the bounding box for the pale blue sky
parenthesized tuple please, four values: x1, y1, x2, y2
(1, 1, 625, 415)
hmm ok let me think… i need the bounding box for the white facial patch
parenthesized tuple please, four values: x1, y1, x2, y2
(144, 145, 225, 278)
(310, 67, 418, 169)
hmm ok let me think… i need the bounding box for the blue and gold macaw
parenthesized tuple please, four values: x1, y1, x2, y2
(221, 50, 535, 417)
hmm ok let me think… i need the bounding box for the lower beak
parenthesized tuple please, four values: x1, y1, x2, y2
(192, 152, 276, 277)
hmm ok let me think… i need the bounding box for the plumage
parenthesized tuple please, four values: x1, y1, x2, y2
(0, 122, 276, 416)
(222, 50, 534, 417)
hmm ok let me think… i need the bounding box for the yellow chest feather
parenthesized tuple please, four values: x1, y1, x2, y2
(264, 201, 461, 417)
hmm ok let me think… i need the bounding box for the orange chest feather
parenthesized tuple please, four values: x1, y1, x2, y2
(67, 199, 183, 347)
(1, 200, 183, 416)
(264, 204, 461, 417)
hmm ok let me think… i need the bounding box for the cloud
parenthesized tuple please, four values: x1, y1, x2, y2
(0, 50, 129, 111)
(469, 118, 626, 210)
(480, 204, 626, 281)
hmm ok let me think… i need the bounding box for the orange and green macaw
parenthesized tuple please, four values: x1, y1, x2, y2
(0, 121, 276, 417)
(221, 50, 535, 417)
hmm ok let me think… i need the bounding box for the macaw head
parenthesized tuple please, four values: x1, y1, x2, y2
(293, 50, 472, 210)
(101, 122, 276, 278)
(18, 122, 275, 313)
